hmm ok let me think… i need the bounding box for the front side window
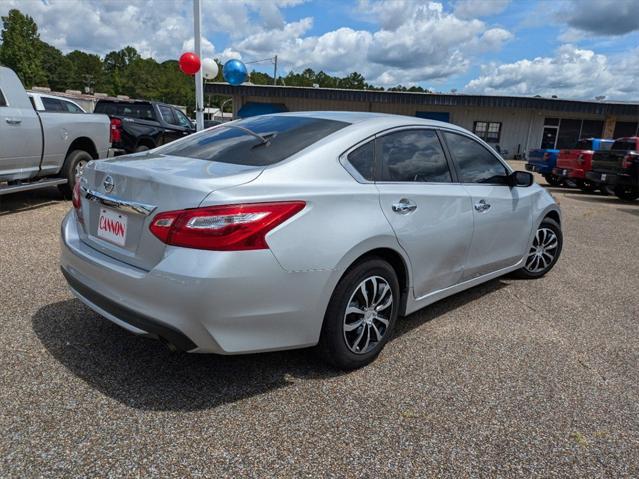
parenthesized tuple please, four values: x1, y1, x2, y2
(473, 121, 501, 142)
(62, 100, 83, 113)
(443, 132, 508, 184)
(377, 129, 451, 183)
(346, 141, 375, 181)
(157, 115, 349, 166)
(173, 109, 193, 128)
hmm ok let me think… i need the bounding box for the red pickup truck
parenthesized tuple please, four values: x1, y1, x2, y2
(552, 138, 614, 192)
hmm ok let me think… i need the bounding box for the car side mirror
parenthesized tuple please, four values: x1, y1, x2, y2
(509, 171, 534, 187)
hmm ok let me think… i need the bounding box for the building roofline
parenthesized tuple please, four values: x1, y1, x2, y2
(204, 83, 639, 117)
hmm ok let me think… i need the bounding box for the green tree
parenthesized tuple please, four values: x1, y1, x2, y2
(39, 42, 73, 91)
(0, 9, 46, 87)
(66, 50, 105, 92)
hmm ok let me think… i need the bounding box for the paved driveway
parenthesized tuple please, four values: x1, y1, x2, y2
(1, 172, 638, 477)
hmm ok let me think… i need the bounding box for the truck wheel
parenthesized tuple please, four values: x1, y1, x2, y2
(544, 174, 562, 187)
(577, 180, 597, 193)
(58, 150, 93, 198)
(614, 185, 639, 201)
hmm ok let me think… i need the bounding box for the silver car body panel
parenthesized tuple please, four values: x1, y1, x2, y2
(60, 111, 560, 354)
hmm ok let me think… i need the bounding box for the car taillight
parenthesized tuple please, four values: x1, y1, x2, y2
(149, 201, 306, 251)
(621, 154, 636, 169)
(72, 180, 84, 224)
(110, 118, 122, 143)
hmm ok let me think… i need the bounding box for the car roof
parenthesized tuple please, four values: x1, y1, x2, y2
(252, 111, 468, 133)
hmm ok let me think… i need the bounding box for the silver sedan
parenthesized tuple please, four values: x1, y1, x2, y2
(60, 112, 562, 369)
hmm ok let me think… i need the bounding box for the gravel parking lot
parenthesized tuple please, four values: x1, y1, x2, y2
(1, 164, 638, 477)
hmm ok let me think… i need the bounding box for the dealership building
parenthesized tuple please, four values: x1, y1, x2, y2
(204, 83, 639, 159)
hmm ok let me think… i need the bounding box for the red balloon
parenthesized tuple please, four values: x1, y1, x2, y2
(179, 52, 201, 75)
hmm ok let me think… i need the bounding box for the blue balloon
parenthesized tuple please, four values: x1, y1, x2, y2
(223, 59, 248, 86)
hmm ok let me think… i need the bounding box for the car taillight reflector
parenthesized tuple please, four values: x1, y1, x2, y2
(72, 180, 84, 224)
(149, 201, 306, 251)
(110, 118, 122, 143)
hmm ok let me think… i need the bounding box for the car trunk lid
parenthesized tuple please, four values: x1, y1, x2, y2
(77, 153, 263, 270)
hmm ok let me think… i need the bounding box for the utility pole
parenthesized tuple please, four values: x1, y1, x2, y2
(273, 55, 278, 86)
(193, 0, 204, 131)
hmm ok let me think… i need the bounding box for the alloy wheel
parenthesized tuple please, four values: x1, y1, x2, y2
(525, 227, 559, 273)
(343, 275, 393, 354)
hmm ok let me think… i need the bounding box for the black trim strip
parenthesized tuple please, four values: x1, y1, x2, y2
(61, 267, 197, 351)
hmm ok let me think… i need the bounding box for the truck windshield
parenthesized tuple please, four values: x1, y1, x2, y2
(156, 115, 349, 166)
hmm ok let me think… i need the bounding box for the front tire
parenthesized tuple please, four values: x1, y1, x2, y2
(614, 185, 639, 201)
(513, 218, 562, 279)
(58, 149, 93, 198)
(318, 258, 400, 370)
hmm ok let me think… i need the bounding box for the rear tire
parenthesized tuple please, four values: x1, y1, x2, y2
(318, 258, 399, 370)
(614, 185, 639, 201)
(577, 180, 597, 193)
(57, 149, 93, 198)
(512, 218, 562, 279)
(544, 174, 562, 187)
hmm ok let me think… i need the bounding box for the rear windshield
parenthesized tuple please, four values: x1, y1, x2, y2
(611, 140, 637, 151)
(598, 141, 613, 151)
(157, 115, 349, 166)
(575, 140, 593, 150)
(95, 101, 156, 121)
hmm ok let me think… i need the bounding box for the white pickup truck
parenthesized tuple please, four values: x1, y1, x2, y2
(0, 66, 111, 196)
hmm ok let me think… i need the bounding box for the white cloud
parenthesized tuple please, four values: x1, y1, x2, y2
(453, 0, 511, 19)
(465, 45, 639, 100)
(235, 1, 513, 85)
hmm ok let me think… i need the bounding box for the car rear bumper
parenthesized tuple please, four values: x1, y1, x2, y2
(107, 148, 127, 157)
(585, 171, 634, 186)
(60, 211, 335, 354)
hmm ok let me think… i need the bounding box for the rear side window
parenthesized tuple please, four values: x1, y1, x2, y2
(95, 102, 156, 121)
(41, 97, 65, 112)
(377, 129, 451, 182)
(346, 141, 375, 181)
(158, 105, 176, 124)
(443, 132, 508, 184)
(157, 115, 349, 166)
(0, 89, 6, 107)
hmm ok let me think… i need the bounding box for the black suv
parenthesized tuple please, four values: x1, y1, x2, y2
(94, 99, 195, 155)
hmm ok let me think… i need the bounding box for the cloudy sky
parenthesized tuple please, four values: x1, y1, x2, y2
(2, 0, 638, 100)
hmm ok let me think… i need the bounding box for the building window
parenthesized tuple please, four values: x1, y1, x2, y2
(473, 121, 501, 143)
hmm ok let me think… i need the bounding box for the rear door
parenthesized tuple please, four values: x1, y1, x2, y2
(374, 128, 474, 298)
(441, 131, 533, 279)
(157, 105, 183, 144)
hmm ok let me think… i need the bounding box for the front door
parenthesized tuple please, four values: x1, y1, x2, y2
(441, 131, 533, 278)
(374, 128, 474, 298)
(0, 92, 42, 180)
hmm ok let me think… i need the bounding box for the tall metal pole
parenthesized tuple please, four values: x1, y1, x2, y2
(273, 55, 277, 86)
(193, 0, 204, 131)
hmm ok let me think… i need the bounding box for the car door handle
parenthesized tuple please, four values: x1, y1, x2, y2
(5, 118, 22, 125)
(392, 198, 417, 215)
(474, 199, 491, 212)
